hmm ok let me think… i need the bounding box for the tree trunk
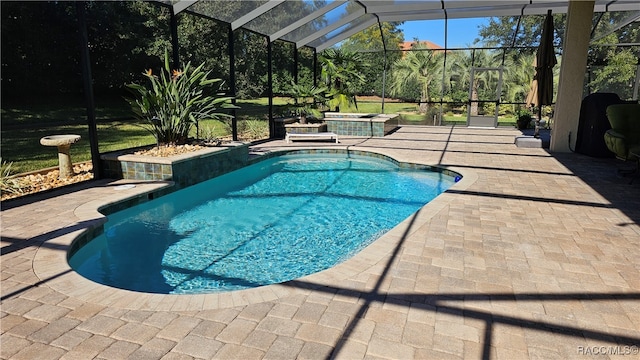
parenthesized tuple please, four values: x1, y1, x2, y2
(419, 88, 429, 113)
(470, 87, 479, 116)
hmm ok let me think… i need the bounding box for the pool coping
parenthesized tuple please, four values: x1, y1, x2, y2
(32, 147, 478, 311)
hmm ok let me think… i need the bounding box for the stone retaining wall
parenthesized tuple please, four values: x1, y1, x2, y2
(101, 142, 249, 189)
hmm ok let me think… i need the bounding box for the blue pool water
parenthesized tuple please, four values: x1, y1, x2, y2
(69, 153, 457, 294)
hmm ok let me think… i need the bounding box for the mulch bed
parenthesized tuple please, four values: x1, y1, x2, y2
(1, 163, 94, 201)
(1, 143, 210, 202)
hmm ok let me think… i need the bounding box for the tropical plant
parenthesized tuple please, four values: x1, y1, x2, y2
(241, 120, 269, 140)
(198, 123, 223, 145)
(126, 51, 237, 146)
(389, 43, 444, 113)
(516, 108, 533, 129)
(320, 48, 368, 112)
(0, 158, 29, 195)
(502, 52, 536, 104)
(285, 81, 328, 124)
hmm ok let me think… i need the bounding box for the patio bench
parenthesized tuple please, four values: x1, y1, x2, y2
(285, 132, 339, 143)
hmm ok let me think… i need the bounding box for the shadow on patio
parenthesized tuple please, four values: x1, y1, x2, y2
(281, 203, 640, 359)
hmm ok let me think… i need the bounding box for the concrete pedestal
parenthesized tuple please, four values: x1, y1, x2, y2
(40, 135, 81, 178)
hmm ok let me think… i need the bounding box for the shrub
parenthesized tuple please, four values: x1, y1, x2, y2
(516, 108, 533, 129)
(241, 120, 269, 141)
(126, 51, 237, 145)
(0, 159, 29, 195)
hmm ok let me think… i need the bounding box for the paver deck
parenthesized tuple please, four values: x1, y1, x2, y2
(2, 126, 639, 359)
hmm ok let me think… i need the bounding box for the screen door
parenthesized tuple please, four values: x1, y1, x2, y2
(467, 67, 503, 128)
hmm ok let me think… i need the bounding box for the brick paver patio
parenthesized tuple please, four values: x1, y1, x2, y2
(2, 126, 639, 359)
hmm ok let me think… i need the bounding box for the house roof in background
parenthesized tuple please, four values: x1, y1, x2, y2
(399, 40, 444, 51)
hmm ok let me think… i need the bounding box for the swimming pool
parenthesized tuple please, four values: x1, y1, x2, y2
(69, 152, 458, 294)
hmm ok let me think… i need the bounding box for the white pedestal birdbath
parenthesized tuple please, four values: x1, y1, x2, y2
(40, 135, 81, 179)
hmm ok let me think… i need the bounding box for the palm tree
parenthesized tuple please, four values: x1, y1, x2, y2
(501, 52, 536, 116)
(389, 43, 443, 113)
(319, 48, 368, 112)
(448, 49, 501, 116)
(286, 82, 328, 124)
(502, 52, 561, 120)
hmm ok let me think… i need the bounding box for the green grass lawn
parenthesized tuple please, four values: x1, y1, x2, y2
(1, 96, 516, 174)
(236, 98, 289, 119)
(345, 101, 419, 114)
(1, 96, 133, 128)
(1, 121, 155, 174)
(1, 119, 240, 174)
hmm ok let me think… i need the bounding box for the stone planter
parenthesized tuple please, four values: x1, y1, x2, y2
(274, 117, 298, 138)
(101, 142, 249, 189)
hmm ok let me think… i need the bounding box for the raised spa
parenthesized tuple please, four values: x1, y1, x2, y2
(69, 152, 458, 294)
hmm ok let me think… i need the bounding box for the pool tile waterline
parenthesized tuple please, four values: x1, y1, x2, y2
(323, 113, 399, 137)
(70, 153, 458, 294)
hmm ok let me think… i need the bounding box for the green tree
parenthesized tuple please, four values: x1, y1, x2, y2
(389, 43, 444, 113)
(177, 11, 230, 84)
(1, 1, 80, 99)
(588, 47, 638, 98)
(587, 12, 640, 99)
(186, 0, 330, 98)
(341, 22, 404, 96)
(234, 29, 268, 98)
(476, 14, 566, 52)
(319, 48, 368, 111)
(86, 1, 172, 95)
(1, 1, 174, 101)
(296, 47, 317, 89)
(502, 52, 536, 103)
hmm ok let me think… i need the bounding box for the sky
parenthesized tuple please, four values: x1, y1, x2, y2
(399, 18, 490, 48)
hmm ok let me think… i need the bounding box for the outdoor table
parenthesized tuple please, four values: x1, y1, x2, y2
(40, 134, 81, 179)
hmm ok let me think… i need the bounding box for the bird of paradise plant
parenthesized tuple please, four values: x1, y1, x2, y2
(126, 50, 237, 146)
